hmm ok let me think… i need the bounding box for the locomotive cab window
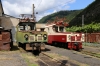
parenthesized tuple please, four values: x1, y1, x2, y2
(53, 26, 58, 32)
(40, 28, 45, 31)
(19, 26, 24, 30)
(18, 22, 36, 31)
(59, 26, 64, 32)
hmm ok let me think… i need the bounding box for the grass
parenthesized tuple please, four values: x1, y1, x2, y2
(22, 53, 38, 66)
(29, 64, 38, 66)
(91, 53, 100, 58)
(83, 43, 100, 47)
(82, 51, 100, 58)
(45, 52, 63, 59)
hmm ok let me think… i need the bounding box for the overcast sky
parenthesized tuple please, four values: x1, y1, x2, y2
(2, 0, 94, 21)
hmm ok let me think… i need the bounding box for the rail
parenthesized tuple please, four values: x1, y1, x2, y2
(36, 52, 78, 66)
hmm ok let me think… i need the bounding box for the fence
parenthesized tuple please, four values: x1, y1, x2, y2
(84, 33, 100, 43)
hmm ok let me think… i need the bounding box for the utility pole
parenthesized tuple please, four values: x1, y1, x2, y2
(82, 15, 84, 28)
(32, 4, 36, 21)
(82, 15, 87, 45)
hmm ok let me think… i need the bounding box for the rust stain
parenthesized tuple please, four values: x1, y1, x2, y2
(0, 31, 11, 51)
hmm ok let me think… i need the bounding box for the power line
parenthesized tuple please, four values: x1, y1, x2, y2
(40, 0, 72, 12)
(35, 0, 42, 10)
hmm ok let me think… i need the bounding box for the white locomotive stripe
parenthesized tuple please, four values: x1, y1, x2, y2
(48, 33, 72, 35)
(48, 33, 81, 35)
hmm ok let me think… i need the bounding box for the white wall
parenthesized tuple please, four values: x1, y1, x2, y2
(1, 17, 19, 29)
(0, 17, 19, 42)
(36, 23, 46, 29)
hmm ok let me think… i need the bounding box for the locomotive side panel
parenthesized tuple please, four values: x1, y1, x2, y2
(16, 32, 32, 43)
(48, 34, 67, 44)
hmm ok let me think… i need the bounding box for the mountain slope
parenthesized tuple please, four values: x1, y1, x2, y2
(38, 10, 82, 23)
(69, 0, 100, 27)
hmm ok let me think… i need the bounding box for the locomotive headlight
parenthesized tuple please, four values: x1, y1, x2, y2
(43, 34, 47, 40)
(44, 34, 47, 37)
(24, 34, 28, 38)
(24, 34, 29, 40)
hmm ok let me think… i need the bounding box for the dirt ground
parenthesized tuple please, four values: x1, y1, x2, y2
(0, 43, 38, 66)
(0, 51, 28, 66)
(0, 43, 100, 66)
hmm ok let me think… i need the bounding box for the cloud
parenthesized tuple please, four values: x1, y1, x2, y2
(2, 0, 76, 21)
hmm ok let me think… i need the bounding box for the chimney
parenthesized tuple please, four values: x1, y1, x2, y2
(0, 0, 4, 16)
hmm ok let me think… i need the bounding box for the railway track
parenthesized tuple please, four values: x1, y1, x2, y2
(50, 44, 100, 59)
(19, 47, 79, 66)
(18, 45, 100, 66)
(19, 47, 67, 66)
(71, 48, 100, 59)
(80, 50, 100, 58)
(37, 52, 79, 66)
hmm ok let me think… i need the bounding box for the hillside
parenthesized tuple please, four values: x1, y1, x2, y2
(38, 10, 82, 23)
(69, 0, 100, 27)
(39, 0, 100, 27)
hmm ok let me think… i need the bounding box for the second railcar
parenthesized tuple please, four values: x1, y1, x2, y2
(45, 21, 84, 50)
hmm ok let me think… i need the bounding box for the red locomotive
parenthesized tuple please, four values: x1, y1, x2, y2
(44, 18, 84, 50)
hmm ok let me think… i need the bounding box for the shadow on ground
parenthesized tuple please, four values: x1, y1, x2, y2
(42, 48, 51, 52)
(60, 60, 68, 66)
(10, 43, 19, 51)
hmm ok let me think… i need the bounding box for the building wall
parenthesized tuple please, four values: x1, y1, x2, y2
(36, 23, 55, 33)
(0, 1, 4, 16)
(36, 23, 46, 29)
(1, 17, 19, 29)
(0, 17, 19, 42)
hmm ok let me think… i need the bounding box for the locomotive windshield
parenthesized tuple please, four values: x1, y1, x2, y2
(18, 22, 36, 31)
(53, 26, 58, 32)
(53, 25, 64, 32)
(59, 26, 64, 32)
(40, 28, 45, 31)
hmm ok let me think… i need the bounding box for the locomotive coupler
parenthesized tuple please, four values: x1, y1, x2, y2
(32, 43, 41, 51)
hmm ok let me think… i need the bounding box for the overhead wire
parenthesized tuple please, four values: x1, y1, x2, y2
(38, 0, 72, 12)
(35, 0, 42, 11)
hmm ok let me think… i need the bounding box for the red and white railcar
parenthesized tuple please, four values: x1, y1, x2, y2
(45, 21, 84, 50)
